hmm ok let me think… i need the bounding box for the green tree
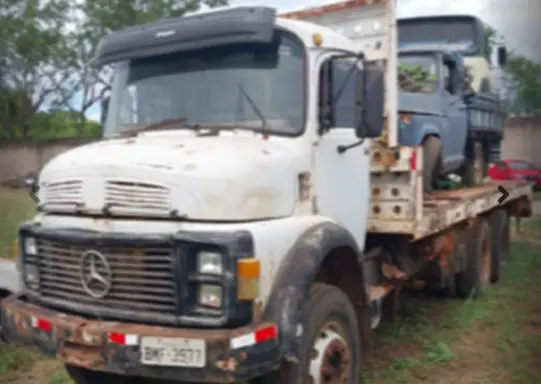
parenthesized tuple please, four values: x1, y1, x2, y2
(484, 24, 498, 62)
(0, 0, 75, 139)
(505, 53, 541, 115)
(68, 0, 229, 133)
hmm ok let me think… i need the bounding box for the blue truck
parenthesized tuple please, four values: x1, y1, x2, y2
(397, 15, 507, 191)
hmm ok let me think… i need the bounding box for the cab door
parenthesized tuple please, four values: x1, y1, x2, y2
(441, 57, 468, 171)
(313, 54, 370, 249)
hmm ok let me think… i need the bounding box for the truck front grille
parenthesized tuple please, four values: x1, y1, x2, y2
(105, 180, 170, 214)
(36, 239, 177, 315)
(44, 179, 83, 207)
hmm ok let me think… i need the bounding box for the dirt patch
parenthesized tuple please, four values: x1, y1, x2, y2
(0, 359, 64, 384)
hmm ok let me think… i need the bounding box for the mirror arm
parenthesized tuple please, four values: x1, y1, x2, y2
(337, 138, 365, 154)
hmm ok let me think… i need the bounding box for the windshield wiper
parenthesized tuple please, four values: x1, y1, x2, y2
(236, 83, 271, 135)
(188, 85, 272, 137)
(118, 117, 196, 137)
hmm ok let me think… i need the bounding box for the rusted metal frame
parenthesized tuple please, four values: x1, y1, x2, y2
(2, 295, 280, 382)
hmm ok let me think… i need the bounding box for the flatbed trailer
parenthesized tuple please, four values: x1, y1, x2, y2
(282, 0, 533, 321)
(365, 177, 532, 322)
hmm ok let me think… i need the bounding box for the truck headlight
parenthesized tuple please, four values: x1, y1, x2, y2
(197, 250, 223, 274)
(24, 264, 40, 290)
(198, 284, 222, 308)
(23, 237, 37, 255)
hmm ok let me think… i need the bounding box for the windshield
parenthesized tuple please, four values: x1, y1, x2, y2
(104, 31, 305, 137)
(398, 17, 482, 57)
(509, 161, 535, 171)
(398, 54, 439, 93)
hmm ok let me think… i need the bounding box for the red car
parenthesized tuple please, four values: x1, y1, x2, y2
(488, 159, 541, 190)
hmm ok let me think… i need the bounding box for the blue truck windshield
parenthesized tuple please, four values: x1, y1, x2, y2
(398, 17, 484, 57)
(104, 32, 305, 137)
(398, 54, 439, 93)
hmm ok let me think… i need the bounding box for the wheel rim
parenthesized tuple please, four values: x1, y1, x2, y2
(308, 320, 352, 384)
(480, 232, 491, 287)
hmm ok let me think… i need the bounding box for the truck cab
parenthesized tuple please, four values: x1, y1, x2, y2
(398, 47, 469, 187)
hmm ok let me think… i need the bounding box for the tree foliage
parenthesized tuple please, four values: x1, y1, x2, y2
(484, 24, 498, 62)
(0, 0, 228, 141)
(505, 53, 541, 115)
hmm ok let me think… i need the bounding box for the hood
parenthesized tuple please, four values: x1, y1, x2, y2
(39, 132, 299, 221)
(398, 91, 442, 116)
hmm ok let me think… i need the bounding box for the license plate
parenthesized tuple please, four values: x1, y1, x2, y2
(140, 337, 206, 367)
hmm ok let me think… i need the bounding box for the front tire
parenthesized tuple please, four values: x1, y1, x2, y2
(422, 136, 442, 192)
(251, 284, 361, 383)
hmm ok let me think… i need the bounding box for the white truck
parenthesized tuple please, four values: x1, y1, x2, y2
(1, 1, 532, 383)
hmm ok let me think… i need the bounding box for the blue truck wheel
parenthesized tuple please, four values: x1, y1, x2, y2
(422, 136, 442, 192)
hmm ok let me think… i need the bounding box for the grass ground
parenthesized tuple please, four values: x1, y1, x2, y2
(1, 188, 541, 384)
(534, 190, 541, 201)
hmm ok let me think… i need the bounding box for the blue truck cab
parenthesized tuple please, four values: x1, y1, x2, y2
(397, 47, 506, 191)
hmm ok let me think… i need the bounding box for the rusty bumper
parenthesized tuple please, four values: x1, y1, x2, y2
(1, 294, 280, 382)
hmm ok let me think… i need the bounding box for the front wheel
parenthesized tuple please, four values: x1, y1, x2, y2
(422, 136, 442, 192)
(251, 284, 361, 383)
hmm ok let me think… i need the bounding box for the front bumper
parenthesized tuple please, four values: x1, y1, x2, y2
(1, 294, 280, 382)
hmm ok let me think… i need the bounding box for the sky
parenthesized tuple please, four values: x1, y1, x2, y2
(83, 0, 541, 121)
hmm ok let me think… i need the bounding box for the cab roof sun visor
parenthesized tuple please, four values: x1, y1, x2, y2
(92, 6, 277, 67)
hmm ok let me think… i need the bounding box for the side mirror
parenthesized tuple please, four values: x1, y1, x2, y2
(497, 46, 507, 67)
(100, 96, 110, 127)
(355, 63, 384, 138)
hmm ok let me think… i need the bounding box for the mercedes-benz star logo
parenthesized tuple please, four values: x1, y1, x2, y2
(79, 250, 112, 298)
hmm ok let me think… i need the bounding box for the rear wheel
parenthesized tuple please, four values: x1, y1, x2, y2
(489, 209, 510, 283)
(455, 218, 492, 298)
(251, 284, 361, 383)
(461, 141, 486, 186)
(422, 136, 442, 192)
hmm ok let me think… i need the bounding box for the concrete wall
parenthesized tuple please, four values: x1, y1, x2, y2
(1, 116, 540, 182)
(501, 117, 541, 167)
(0, 139, 96, 182)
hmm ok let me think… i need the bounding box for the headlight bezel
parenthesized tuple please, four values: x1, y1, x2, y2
(178, 229, 254, 321)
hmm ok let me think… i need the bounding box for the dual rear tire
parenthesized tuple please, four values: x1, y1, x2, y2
(451, 209, 510, 299)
